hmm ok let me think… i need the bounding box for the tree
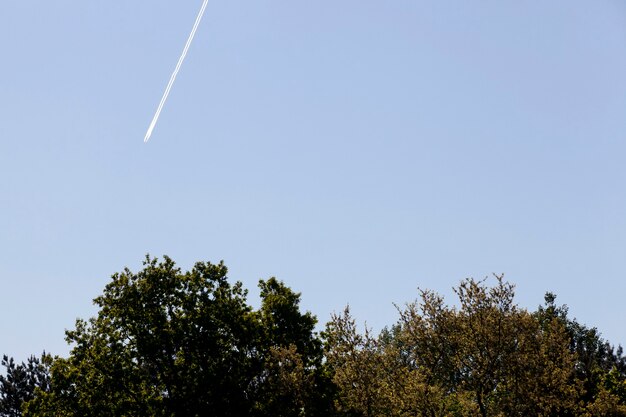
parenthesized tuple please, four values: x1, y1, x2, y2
(537, 293, 626, 416)
(253, 277, 335, 417)
(24, 256, 331, 417)
(0, 354, 51, 417)
(324, 307, 391, 417)
(325, 276, 579, 417)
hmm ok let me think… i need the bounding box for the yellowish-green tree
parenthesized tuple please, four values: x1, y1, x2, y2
(325, 276, 580, 417)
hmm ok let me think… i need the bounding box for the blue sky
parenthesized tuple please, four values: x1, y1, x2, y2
(1, 1, 626, 359)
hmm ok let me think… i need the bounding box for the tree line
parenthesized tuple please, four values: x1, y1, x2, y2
(2, 256, 626, 416)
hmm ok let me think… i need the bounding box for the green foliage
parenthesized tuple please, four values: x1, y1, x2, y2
(23, 256, 331, 417)
(0, 354, 51, 417)
(6, 258, 626, 416)
(253, 278, 334, 417)
(537, 293, 626, 416)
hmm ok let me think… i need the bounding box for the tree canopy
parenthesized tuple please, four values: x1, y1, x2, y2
(20, 256, 332, 417)
(325, 276, 626, 417)
(2, 257, 626, 416)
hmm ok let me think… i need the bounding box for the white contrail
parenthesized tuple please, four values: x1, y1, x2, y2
(144, 0, 209, 142)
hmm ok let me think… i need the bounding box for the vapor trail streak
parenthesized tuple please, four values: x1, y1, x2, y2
(144, 0, 209, 142)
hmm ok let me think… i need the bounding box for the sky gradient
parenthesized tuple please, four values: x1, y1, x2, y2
(2, 1, 626, 359)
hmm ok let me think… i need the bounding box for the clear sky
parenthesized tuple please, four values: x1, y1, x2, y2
(2, 1, 626, 359)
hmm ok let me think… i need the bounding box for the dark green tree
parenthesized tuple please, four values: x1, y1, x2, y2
(253, 278, 334, 417)
(24, 256, 332, 417)
(0, 354, 51, 417)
